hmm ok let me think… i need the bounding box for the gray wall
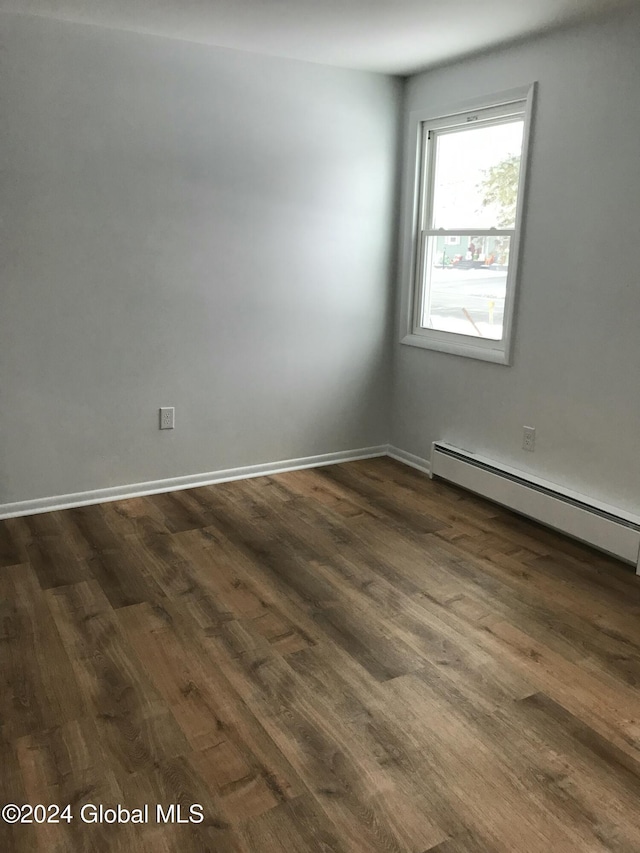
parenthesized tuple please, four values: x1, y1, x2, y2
(0, 14, 400, 504)
(392, 7, 640, 514)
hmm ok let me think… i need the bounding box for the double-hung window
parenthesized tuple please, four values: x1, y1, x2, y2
(401, 86, 535, 364)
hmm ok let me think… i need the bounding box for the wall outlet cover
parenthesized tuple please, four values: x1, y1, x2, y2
(522, 425, 535, 452)
(159, 407, 175, 430)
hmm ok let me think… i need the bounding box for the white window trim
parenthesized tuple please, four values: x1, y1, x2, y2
(398, 84, 536, 365)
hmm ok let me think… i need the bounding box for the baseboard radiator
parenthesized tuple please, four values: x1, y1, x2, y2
(430, 442, 640, 574)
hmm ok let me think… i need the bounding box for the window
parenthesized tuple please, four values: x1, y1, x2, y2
(400, 86, 535, 364)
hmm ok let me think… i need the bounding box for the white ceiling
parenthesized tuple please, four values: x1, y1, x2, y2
(0, 0, 633, 75)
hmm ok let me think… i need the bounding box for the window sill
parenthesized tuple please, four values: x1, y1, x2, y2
(400, 332, 510, 365)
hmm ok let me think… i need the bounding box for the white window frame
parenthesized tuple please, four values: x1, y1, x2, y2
(399, 84, 536, 365)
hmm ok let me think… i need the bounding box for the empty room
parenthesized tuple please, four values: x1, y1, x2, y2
(2, 0, 640, 851)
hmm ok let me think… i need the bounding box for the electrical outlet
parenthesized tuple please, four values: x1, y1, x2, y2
(522, 425, 535, 452)
(159, 407, 175, 430)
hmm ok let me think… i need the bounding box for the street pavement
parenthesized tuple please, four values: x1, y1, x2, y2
(425, 268, 507, 336)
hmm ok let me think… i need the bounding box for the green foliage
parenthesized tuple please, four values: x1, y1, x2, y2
(479, 154, 521, 227)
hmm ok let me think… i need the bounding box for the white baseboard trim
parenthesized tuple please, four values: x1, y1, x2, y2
(387, 446, 431, 475)
(0, 445, 389, 520)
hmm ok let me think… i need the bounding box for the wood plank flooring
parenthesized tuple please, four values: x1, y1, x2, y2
(2, 457, 640, 852)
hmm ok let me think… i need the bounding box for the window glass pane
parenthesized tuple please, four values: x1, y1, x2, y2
(431, 120, 524, 229)
(421, 234, 511, 341)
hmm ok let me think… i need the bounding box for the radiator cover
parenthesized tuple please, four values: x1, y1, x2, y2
(430, 442, 640, 573)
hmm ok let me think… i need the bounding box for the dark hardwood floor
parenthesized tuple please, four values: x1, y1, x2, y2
(2, 457, 640, 852)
